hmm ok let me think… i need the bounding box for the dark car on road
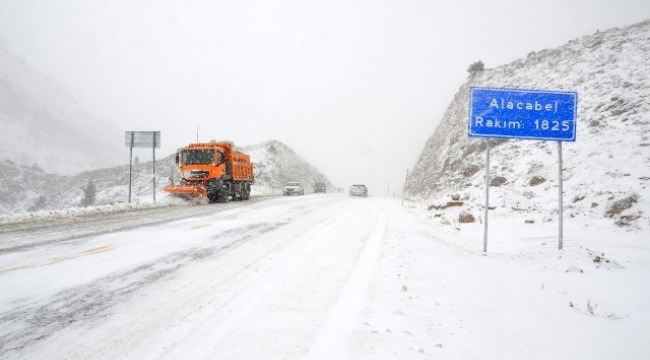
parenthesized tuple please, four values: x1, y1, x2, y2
(349, 184, 368, 197)
(313, 182, 327, 193)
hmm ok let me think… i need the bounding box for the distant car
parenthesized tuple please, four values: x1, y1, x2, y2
(313, 182, 327, 193)
(283, 181, 304, 196)
(349, 184, 368, 197)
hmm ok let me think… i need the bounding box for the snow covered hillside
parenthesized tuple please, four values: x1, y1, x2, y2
(0, 140, 333, 215)
(242, 140, 333, 194)
(0, 42, 123, 175)
(406, 20, 650, 231)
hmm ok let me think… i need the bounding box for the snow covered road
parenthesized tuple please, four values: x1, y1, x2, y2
(1, 194, 649, 359)
(1, 194, 389, 359)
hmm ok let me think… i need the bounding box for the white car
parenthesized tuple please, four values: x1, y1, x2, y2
(283, 181, 304, 196)
(349, 184, 368, 197)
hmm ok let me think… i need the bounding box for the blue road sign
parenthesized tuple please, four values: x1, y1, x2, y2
(469, 87, 577, 141)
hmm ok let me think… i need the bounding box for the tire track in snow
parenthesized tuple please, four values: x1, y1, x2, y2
(304, 209, 387, 360)
(153, 204, 354, 360)
(193, 198, 393, 359)
(26, 196, 347, 360)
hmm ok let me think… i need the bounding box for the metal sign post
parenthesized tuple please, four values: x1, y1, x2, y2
(558, 141, 563, 250)
(152, 132, 157, 202)
(483, 139, 490, 253)
(125, 131, 161, 203)
(469, 87, 577, 252)
(128, 132, 134, 203)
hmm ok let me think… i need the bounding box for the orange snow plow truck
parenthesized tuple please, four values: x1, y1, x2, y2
(164, 141, 254, 203)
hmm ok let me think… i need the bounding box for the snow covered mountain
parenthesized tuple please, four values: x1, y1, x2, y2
(0, 43, 333, 214)
(0, 41, 124, 175)
(406, 20, 650, 230)
(241, 140, 333, 194)
(0, 140, 332, 215)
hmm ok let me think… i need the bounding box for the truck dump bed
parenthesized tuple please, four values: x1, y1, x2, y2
(230, 152, 254, 181)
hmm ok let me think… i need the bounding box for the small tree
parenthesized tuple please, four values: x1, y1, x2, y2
(80, 179, 97, 207)
(467, 60, 485, 76)
(28, 196, 47, 212)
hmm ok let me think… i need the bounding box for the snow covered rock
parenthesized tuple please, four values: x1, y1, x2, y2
(406, 20, 650, 230)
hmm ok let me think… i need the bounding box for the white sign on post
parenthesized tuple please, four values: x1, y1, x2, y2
(125, 131, 161, 148)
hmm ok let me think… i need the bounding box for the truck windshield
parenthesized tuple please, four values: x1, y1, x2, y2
(182, 150, 214, 165)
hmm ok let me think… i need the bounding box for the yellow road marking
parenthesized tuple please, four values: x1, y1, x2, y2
(0, 245, 115, 273)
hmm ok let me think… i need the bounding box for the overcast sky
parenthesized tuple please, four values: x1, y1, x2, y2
(1, 0, 649, 193)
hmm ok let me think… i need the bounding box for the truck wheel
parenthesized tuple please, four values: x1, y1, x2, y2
(216, 192, 228, 203)
(233, 184, 242, 201)
(206, 189, 220, 203)
(206, 180, 221, 203)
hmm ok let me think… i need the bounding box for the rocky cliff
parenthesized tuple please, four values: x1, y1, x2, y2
(406, 20, 650, 228)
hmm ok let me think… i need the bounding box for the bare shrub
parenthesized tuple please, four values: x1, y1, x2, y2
(529, 175, 546, 186)
(462, 164, 480, 178)
(428, 201, 464, 210)
(605, 195, 638, 217)
(459, 212, 475, 223)
(490, 176, 507, 187)
(467, 60, 484, 76)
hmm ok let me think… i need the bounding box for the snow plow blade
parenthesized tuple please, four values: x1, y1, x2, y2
(164, 184, 208, 200)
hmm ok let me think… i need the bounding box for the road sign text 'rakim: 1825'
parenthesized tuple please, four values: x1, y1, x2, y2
(469, 87, 577, 141)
